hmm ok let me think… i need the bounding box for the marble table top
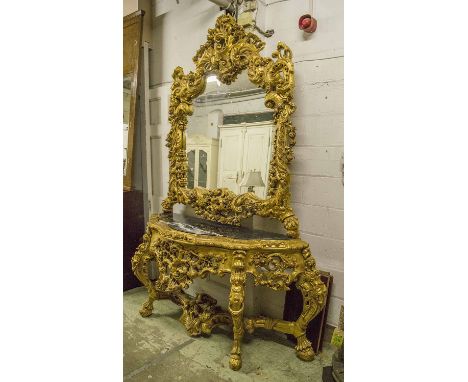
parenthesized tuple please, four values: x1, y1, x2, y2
(158, 213, 291, 241)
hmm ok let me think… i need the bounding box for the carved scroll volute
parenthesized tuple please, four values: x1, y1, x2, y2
(162, 14, 300, 238)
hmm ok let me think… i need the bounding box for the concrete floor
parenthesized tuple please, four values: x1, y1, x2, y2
(124, 287, 334, 382)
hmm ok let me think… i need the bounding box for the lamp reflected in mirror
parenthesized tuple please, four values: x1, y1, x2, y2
(240, 170, 265, 193)
(206, 74, 221, 86)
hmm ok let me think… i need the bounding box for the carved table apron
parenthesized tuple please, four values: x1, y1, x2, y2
(132, 213, 327, 371)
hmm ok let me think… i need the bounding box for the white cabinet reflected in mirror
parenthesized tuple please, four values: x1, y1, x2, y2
(185, 135, 219, 189)
(186, 71, 275, 200)
(218, 122, 273, 199)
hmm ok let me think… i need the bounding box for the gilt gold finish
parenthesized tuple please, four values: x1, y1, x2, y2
(132, 14, 327, 371)
(161, 14, 299, 238)
(132, 214, 327, 370)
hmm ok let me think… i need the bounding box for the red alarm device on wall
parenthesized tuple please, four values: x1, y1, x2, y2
(299, 14, 317, 33)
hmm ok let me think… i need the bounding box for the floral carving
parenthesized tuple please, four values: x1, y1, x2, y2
(153, 238, 224, 291)
(249, 252, 299, 290)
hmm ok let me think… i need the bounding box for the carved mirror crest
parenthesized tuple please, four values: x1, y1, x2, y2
(162, 15, 299, 237)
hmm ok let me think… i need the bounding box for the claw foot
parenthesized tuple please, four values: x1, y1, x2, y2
(296, 346, 315, 361)
(295, 335, 315, 361)
(139, 301, 153, 317)
(229, 354, 242, 370)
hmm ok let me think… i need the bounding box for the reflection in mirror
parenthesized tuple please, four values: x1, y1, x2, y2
(186, 71, 275, 199)
(123, 74, 132, 176)
(187, 150, 195, 189)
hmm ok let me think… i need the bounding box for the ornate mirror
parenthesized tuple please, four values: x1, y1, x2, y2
(123, 10, 144, 191)
(162, 15, 299, 237)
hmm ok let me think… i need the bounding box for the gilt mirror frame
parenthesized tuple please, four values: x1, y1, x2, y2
(123, 10, 144, 191)
(162, 15, 299, 238)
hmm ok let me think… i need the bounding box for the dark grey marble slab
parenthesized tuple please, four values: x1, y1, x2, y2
(159, 213, 291, 241)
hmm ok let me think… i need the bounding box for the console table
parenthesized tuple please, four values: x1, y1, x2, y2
(131, 15, 329, 371)
(132, 213, 327, 370)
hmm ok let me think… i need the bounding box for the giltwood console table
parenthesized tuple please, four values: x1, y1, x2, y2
(132, 213, 327, 370)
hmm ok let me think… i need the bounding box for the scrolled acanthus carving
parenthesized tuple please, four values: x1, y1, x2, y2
(152, 238, 225, 291)
(249, 252, 299, 290)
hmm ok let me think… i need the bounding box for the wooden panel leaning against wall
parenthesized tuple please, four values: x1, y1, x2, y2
(123, 10, 145, 291)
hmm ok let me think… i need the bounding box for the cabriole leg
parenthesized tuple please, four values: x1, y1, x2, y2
(131, 227, 159, 317)
(294, 248, 328, 361)
(228, 251, 247, 371)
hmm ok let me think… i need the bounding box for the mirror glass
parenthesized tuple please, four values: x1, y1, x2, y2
(123, 74, 132, 176)
(186, 71, 275, 200)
